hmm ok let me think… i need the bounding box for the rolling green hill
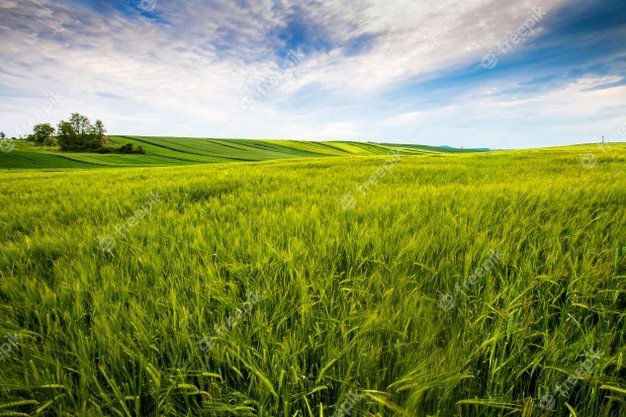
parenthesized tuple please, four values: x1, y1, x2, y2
(0, 136, 484, 170)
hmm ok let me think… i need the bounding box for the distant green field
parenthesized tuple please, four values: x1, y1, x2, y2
(0, 136, 482, 170)
(0, 143, 625, 416)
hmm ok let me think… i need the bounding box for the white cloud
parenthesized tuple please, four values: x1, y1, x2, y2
(0, 0, 623, 148)
(384, 111, 426, 126)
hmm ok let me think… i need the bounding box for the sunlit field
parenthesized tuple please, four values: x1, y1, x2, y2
(0, 137, 473, 170)
(1, 144, 625, 416)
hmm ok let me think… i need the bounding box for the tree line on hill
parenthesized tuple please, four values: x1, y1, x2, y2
(25, 113, 145, 154)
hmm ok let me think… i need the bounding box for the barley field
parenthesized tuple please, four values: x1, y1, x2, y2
(1, 144, 625, 416)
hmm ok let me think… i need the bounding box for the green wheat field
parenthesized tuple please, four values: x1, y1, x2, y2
(1, 138, 625, 417)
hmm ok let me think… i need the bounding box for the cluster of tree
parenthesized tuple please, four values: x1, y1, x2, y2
(29, 123, 57, 146)
(25, 113, 145, 154)
(0, 132, 17, 140)
(56, 113, 107, 151)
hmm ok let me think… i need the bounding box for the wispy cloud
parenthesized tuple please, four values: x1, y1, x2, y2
(0, 0, 624, 147)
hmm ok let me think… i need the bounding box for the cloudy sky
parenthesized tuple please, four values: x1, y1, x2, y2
(1, 0, 625, 148)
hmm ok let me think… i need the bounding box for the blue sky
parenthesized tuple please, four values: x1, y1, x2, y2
(0, 0, 625, 148)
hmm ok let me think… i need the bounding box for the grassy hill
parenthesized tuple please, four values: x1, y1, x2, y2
(0, 143, 625, 416)
(0, 136, 483, 170)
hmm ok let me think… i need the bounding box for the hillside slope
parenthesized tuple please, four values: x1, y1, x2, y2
(0, 136, 483, 170)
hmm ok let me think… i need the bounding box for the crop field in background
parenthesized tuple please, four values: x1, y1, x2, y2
(1, 144, 625, 416)
(0, 137, 478, 170)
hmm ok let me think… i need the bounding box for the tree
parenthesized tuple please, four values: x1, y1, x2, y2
(0, 132, 5, 140)
(44, 135, 57, 147)
(29, 123, 55, 145)
(69, 113, 91, 137)
(89, 119, 106, 148)
(56, 114, 107, 150)
(118, 143, 134, 154)
(56, 121, 78, 151)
